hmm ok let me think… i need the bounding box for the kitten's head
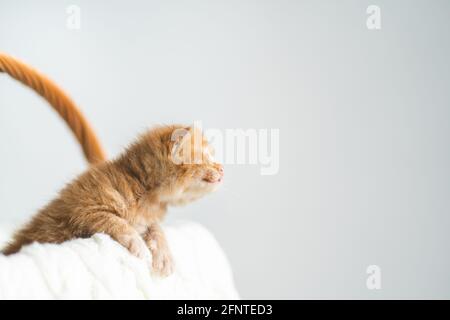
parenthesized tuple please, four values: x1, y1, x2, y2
(134, 125, 224, 206)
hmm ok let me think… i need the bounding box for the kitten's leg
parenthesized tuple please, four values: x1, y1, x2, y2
(143, 223, 174, 276)
(73, 212, 151, 265)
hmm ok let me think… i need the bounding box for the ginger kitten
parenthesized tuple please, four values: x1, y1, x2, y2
(1, 125, 223, 276)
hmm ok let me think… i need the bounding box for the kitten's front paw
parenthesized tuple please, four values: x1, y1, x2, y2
(149, 240, 174, 277)
(153, 249, 174, 277)
(118, 234, 152, 266)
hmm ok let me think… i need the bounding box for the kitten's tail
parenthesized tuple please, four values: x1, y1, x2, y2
(0, 52, 106, 165)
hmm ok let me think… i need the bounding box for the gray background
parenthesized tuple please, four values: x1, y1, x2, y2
(1, 0, 449, 299)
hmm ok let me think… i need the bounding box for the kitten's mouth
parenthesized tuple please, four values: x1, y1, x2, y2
(202, 172, 224, 184)
(203, 177, 223, 184)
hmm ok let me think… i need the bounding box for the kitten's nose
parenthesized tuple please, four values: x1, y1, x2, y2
(216, 164, 224, 179)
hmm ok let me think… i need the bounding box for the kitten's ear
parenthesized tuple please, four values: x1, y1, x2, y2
(170, 127, 192, 165)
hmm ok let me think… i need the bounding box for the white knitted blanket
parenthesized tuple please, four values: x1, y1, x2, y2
(0, 221, 239, 299)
